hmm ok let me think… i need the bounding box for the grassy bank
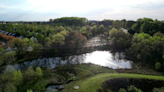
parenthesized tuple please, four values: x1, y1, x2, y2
(1, 62, 163, 92)
(62, 73, 164, 92)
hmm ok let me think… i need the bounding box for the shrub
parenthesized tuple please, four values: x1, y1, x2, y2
(26, 89, 33, 92)
(127, 85, 142, 92)
(153, 87, 164, 92)
(119, 88, 127, 92)
(155, 62, 161, 70)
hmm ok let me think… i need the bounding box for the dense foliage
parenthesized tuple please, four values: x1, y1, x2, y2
(0, 17, 164, 92)
(125, 33, 164, 69)
(98, 78, 164, 92)
(50, 17, 88, 26)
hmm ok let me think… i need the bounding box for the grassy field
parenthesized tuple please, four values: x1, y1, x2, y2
(62, 73, 164, 92)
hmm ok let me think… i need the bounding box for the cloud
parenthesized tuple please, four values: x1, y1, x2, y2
(0, 5, 17, 9)
(1, 0, 164, 21)
(90, 6, 164, 21)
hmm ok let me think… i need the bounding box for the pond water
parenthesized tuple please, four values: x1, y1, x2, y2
(45, 85, 64, 92)
(3, 51, 132, 71)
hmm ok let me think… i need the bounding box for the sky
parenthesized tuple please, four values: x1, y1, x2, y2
(0, 0, 164, 21)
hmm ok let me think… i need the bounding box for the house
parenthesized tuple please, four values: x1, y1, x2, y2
(19, 36, 25, 39)
(11, 33, 16, 36)
(0, 21, 6, 24)
(1, 30, 5, 33)
(5, 47, 11, 51)
(14, 23, 18, 25)
(5, 32, 9, 35)
(26, 46, 33, 52)
(3, 22, 6, 24)
(8, 33, 12, 35)
(30, 36, 37, 42)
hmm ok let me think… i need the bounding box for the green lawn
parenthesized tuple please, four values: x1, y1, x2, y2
(62, 73, 164, 92)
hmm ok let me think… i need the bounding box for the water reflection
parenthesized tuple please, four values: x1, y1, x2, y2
(84, 51, 132, 69)
(5, 51, 132, 70)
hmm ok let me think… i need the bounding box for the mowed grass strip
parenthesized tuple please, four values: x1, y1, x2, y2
(62, 73, 164, 92)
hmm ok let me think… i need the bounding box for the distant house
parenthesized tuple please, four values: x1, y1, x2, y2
(14, 23, 18, 25)
(19, 36, 25, 39)
(26, 46, 33, 52)
(0, 30, 6, 34)
(11, 33, 16, 36)
(0, 21, 6, 24)
(4, 31, 8, 34)
(30, 36, 37, 42)
(5, 47, 11, 51)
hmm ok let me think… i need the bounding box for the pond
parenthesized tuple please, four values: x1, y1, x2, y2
(45, 84, 64, 92)
(2, 51, 133, 71)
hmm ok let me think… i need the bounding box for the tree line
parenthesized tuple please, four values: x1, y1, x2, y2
(0, 66, 42, 92)
(109, 28, 164, 71)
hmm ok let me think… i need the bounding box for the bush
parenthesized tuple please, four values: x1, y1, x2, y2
(26, 89, 33, 92)
(155, 62, 161, 70)
(127, 85, 142, 92)
(153, 87, 164, 92)
(119, 88, 127, 92)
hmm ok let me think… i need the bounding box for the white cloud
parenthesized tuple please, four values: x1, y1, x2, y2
(89, 6, 164, 21)
(26, 0, 164, 16)
(1, 0, 164, 21)
(0, 5, 17, 9)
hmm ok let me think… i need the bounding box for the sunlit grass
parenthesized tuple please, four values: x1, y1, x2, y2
(62, 73, 164, 92)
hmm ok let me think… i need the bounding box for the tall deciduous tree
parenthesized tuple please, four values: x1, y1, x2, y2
(4, 52, 16, 64)
(13, 70, 22, 86)
(53, 33, 65, 46)
(4, 82, 17, 92)
(8, 38, 28, 56)
(44, 37, 52, 48)
(25, 67, 35, 79)
(60, 31, 67, 37)
(37, 33, 43, 42)
(91, 22, 96, 26)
